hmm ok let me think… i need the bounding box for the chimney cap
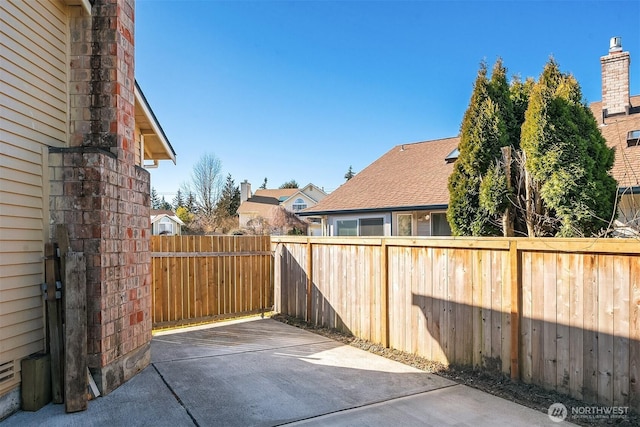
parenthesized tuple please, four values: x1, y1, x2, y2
(609, 36, 622, 53)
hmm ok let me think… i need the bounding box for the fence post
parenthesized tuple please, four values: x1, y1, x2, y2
(381, 239, 389, 348)
(306, 239, 313, 323)
(509, 240, 521, 380)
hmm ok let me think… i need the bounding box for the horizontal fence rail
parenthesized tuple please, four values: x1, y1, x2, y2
(272, 236, 640, 412)
(151, 235, 273, 327)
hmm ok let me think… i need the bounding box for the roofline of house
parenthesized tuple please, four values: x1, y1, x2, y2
(298, 204, 449, 217)
(619, 186, 640, 195)
(134, 80, 177, 162)
(282, 189, 319, 205)
(150, 213, 185, 225)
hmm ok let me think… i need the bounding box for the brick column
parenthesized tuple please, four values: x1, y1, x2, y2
(49, 0, 151, 395)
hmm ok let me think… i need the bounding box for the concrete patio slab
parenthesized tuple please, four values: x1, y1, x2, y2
(287, 383, 561, 427)
(3, 317, 575, 426)
(3, 364, 192, 427)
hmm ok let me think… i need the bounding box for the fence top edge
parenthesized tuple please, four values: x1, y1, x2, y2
(269, 236, 640, 253)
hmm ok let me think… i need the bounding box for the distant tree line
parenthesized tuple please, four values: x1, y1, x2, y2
(151, 153, 240, 234)
(153, 154, 312, 235)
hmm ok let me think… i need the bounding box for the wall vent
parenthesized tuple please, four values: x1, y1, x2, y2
(0, 360, 15, 384)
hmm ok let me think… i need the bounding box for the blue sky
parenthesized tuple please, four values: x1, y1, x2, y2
(135, 0, 640, 200)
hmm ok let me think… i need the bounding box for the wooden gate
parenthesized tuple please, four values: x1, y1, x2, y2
(151, 235, 273, 328)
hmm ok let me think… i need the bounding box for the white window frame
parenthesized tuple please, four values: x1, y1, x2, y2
(331, 213, 391, 236)
(359, 217, 384, 236)
(292, 198, 308, 212)
(158, 217, 174, 235)
(336, 219, 358, 236)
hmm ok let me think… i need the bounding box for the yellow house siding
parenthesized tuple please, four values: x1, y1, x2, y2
(0, 0, 68, 395)
(1, 0, 68, 146)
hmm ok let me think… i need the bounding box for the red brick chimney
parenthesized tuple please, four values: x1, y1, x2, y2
(601, 36, 631, 117)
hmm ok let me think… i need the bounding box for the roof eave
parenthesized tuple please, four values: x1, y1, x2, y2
(619, 186, 640, 195)
(299, 204, 449, 216)
(135, 81, 177, 165)
(63, 0, 92, 14)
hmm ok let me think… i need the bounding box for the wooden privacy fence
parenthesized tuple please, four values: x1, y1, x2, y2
(272, 236, 640, 412)
(151, 235, 273, 327)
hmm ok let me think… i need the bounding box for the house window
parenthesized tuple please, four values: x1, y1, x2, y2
(445, 148, 459, 163)
(336, 220, 358, 236)
(292, 198, 307, 211)
(158, 217, 174, 235)
(431, 212, 451, 236)
(397, 214, 412, 236)
(359, 218, 384, 236)
(628, 130, 640, 147)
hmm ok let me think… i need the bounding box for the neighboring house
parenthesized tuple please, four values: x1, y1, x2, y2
(237, 181, 328, 235)
(302, 37, 639, 237)
(590, 37, 640, 233)
(151, 210, 185, 235)
(0, 0, 175, 416)
(299, 137, 458, 237)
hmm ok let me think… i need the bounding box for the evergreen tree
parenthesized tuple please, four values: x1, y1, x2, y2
(185, 192, 197, 213)
(151, 187, 161, 210)
(449, 57, 617, 238)
(259, 177, 268, 189)
(172, 189, 184, 210)
(279, 180, 299, 189)
(344, 165, 355, 181)
(447, 60, 510, 236)
(216, 174, 241, 217)
(160, 196, 172, 211)
(520, 59, 617, 236)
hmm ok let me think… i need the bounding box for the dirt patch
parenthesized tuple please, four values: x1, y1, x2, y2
(271, 313, 638, 426)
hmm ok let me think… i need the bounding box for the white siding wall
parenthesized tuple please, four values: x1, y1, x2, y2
(0, 0, 68, 395)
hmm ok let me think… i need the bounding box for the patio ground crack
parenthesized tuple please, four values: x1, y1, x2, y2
(152, 363, 199, 426)
(273, 383, 460, 426)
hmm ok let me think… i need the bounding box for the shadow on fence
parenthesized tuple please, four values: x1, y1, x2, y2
(273, 236, 640, 412)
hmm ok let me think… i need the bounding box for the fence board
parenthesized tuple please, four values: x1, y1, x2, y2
(542, 252, 557, 390)
(583, 254, 599, 403)
(613, 256, 630, 406)
(568, 253, 584, 400)
(472, 250, 482, 368)
(630, 261, 640, 410)
(491, 249, 503, 372)
(530, 252, 544, 387)
(482, 250, 495, 371)
(556, 253, 570, 395)
(520, 250, 532, 383)
(598, 255, 614, 405)
(500, 249, 511, 375)
(432, 247, 447, 365)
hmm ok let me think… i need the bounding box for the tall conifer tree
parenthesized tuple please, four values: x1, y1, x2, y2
(520, 60, 617, 236)
(448, 60, 511, 236)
